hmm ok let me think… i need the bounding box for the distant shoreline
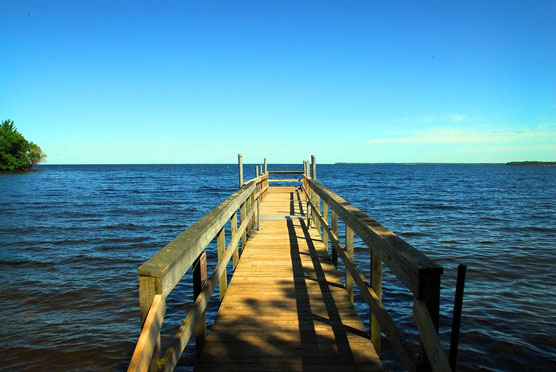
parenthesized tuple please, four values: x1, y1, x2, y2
(506, 161, 556, 166)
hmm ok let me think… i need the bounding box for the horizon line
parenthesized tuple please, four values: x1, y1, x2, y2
(35, 161, 546, 166)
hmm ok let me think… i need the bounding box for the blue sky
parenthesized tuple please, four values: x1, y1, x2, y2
(1, 1, 555, 164)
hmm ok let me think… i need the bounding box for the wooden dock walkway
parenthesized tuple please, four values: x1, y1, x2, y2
(195, 186, 383, 371)
(128, 156, 458, 372)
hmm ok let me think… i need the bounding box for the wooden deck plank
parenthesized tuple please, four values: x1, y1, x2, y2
(195, 186, 383, 371)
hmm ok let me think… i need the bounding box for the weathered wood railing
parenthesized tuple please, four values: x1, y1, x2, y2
(302, 171, 451, 372)
(129, 155, 456, 372)
(128, 170, 269, 372)
(267, 170, 304, 183)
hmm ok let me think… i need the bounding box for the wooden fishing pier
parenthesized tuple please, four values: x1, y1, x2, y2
(128, 156, 460, 372)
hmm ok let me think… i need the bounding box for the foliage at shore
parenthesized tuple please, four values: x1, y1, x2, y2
(0, 120, 46, 171)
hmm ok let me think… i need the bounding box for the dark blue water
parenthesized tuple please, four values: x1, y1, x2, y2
(1, 164, 554, 371)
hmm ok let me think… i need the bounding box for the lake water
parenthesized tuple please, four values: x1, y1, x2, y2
(1, 164, 555, 371)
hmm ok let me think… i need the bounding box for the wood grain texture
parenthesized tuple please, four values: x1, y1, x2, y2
(413, 300, 452, 372)
(195, 186, 383, 372)
(303, 189, 417, 371)
(304, 177, 442, 299)
(371, 250, 383, 353)
(128, 295, 166, 372)
(139, 180, 257, 298)
(159, 205, 256, 372)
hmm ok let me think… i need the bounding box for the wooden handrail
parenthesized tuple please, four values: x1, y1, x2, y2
(131, 174, 265, 371)
(302, 186, 418, 371)
(302, 176, 449, 371)
(139, 179, 257, 298)
(304, 177, 443, 299)
(268, 178, 301, 182)
(267, 170, 304, 174)
(127, 295, 166, 372)
(129, 160, 451, 372)
(159, 204, 256, 371)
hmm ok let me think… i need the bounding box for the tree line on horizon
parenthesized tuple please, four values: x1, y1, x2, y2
(0, 119, 46, 172)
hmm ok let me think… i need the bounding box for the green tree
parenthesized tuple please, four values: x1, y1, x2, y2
(0, 120, 46, 171)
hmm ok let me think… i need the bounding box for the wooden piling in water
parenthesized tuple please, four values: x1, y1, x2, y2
(238, 154, 243, 189)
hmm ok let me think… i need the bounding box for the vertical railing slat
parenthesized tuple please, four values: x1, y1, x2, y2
(240, 202, 247, 251)
(322, 201, 329, 257)
(371, 249, 382, 353)
(193, 252, 207, 355)
(217, 226, 227, 300)
(231, 212, 239, 269)
(331, 210, 338, 268)
(346, 225, 354, 302)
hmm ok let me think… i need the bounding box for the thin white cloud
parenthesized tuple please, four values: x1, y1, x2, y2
(401, 113, 467, 124)
(447, 113, 466, 123)
(366, 125, 556, 145)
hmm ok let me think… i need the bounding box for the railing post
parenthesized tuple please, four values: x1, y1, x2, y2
(323, 201, 329, 255)
(231, 212, 239, 269)
(310, 189, 315, 226)
(371, 250, 383, 353)
(193, 252, 207, 355)
(249, 192, 255, 232)
(264, 158, 267, 174)
(306, 185, 311, 228)
(331, 210, 338, 268)
(311, 154, 316, 181)
(217, 226, 227, 300)
(257, 199, 260, 231)
(238, 154, 243, 189)
(345, 226, 354, 302)
(314, 192, 321, 237)
(256, 165, 259, 178)
(246, 196, 252, 236)
(449, 264, 467, 370)
(240, 202, 247, 250)
(138, 275, 161, 371)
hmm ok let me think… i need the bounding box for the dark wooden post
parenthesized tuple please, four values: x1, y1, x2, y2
(311, 155, 316, 180)
(193, 252, 207, 355)
(417, 272, 442, 371)
(449, 264, 467, 370)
